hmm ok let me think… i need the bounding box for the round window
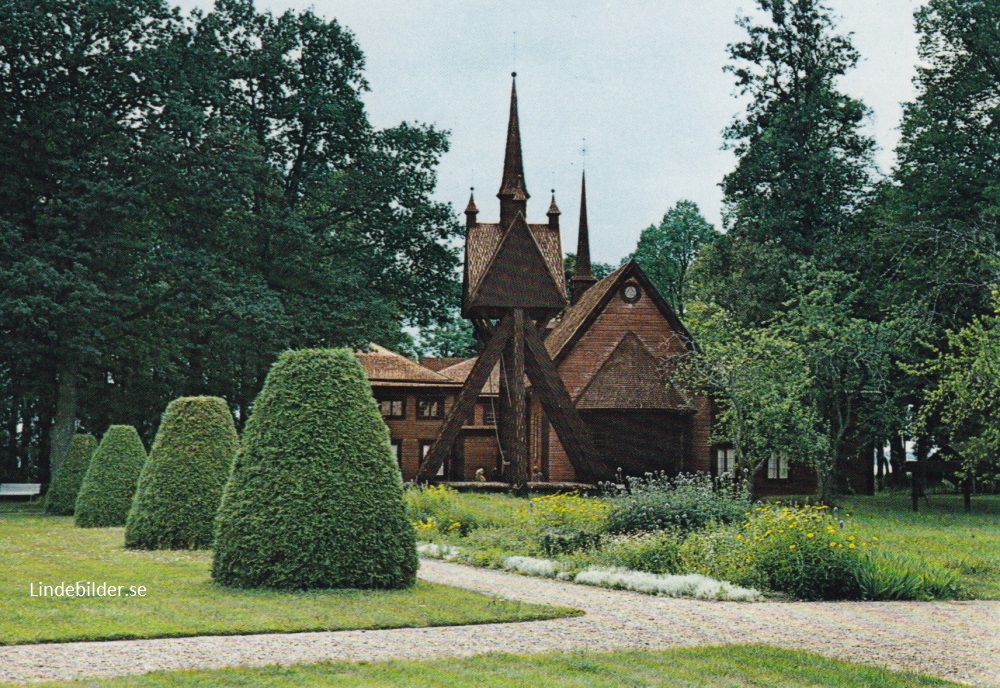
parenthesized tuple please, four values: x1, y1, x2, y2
(621, 282, 641, 303)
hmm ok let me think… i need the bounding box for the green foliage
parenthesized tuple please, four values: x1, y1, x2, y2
(674, 305, 829, 494)
(856, 551, 961, 601)
(407, 485, 501, 536)
(678, 503, 959, 601)
(770, 269, 905, 500)
(605, 472, 750, 534)
(712, 0, 875, 322)
(735, 504, 868, 601)
(44, 434, 97, 516)
(0, 0, 460, 486)
(915, 310, 1000, 483)
(74, 426, 147, 528)
(418, 312, 478, 358)
(598, 530, 683, 574)
(213, 349, 417, 590)
(125, 396, 239, 550)
(631, 200, 717, 316)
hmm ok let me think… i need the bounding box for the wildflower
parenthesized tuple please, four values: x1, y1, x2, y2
(806, 533, 815, 538)
(789, 545, 797, 550)
(849, 543, 856, 549)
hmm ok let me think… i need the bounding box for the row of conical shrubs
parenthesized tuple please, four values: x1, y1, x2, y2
(46, 348, 416, 591)
(74, 426, 148, 528)
(44, 434, 98, 516)
(125, 396, 239, 549)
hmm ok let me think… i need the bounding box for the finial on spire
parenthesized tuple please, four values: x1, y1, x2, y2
(465, 187, 478, 228)
(547, 188, 560, 229)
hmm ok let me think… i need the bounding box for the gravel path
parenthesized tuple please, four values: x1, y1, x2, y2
(1, 559, 998, 686)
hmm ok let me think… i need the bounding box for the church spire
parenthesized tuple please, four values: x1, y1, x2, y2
(570, 171, 597, 304)
(498, 72, 528, 229)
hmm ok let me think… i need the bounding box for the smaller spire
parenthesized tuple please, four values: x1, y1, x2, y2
(547, 189, 560, 230)
(570, 171, 598, 304)
(465, 187, 478, 229)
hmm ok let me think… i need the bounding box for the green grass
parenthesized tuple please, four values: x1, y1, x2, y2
(0, 503, 576, 645)
(3, 646, 965, 687)
(841, 491, 1000, 599)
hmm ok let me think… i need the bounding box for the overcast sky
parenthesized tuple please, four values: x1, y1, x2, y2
(187, 0, 926, 264)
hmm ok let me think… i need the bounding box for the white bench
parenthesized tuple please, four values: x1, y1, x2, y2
(0, 483, 41, 498)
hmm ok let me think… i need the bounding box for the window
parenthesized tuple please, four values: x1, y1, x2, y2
(767, 454, 790, 480)
(717, 448, 736, 474)
(377, 397, 404, 419)
(417, 396, 445, 419)
(482, 402, 497, 426)
(390, 439, 402, 468)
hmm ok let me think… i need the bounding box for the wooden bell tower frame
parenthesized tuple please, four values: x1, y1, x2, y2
(417, 74, 611, 486)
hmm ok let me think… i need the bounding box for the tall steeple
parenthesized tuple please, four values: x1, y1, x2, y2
(570, 171, 597, 304)
(497, 72, 529, 229)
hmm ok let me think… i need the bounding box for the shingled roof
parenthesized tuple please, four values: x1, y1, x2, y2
(356, 345, 459, 387)
(546, 260, 693, 363)
(437, 357, 500, 395)
(576, 333, 692, 410)
(465, 221, 566, 304)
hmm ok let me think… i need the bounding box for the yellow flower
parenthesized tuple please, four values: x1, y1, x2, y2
(789, 545, 797, 550)
(849, 543, 856, 549)
(830, 542, 837, 547)
(806, 533, 815, 538)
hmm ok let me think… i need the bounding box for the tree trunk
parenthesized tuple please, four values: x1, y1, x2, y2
(889, 434, 905, 487)
(48, 366, 78, 487)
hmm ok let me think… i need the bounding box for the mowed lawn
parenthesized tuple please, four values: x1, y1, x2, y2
(0, 504, 575, 645)
(1, 646, 966, 688)
(842, 492, 1000, 599)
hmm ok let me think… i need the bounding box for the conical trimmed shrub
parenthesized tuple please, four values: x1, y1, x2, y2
(75, 426, 147, 528)
(125, 396, 238, 550)
(45, 434, 98, 516)
(212, 348, 417, 590)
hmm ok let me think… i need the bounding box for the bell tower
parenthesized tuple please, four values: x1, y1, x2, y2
(418, 74, 609, 487)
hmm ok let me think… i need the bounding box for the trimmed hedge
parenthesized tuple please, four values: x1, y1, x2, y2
(75, 426, 147, 528)
(44, 434, 98, 516)
(212, 348, 417, 590)
(125, 396, 238, 550)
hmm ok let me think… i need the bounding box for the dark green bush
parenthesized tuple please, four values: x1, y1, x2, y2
(74, 426, 147, 528)
(212, 348, 417, 590)
(44, 434, 98, 516)
(605, 472, 750, 534)
(125, 396, 238, 550)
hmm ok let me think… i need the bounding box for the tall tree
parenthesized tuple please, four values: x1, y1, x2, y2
(872, 0, 1000, 333)
(0, 0, 179, 482)
(709, 0, 876, 323)
(863, 0, 1000, 476)
(632, 200, 716, 316)
(0, 0, 461, 480)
